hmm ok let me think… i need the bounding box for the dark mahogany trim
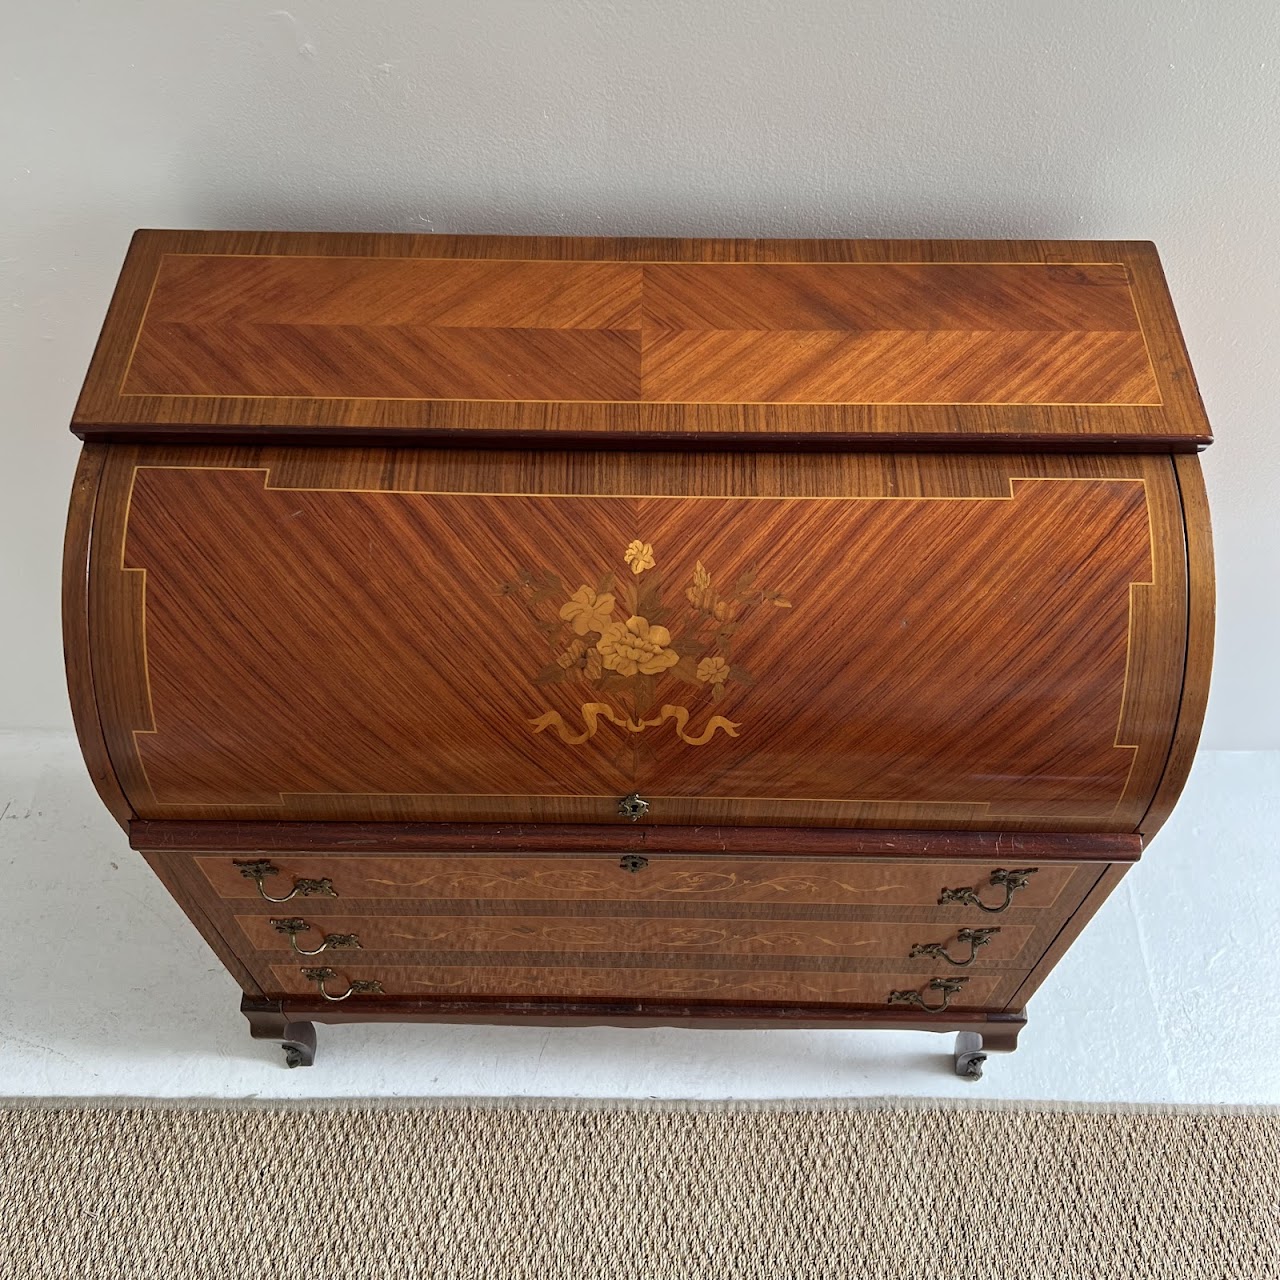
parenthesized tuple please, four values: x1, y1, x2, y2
(132, 820, 1143, 860)
(62, 445, 132, 831)
(1138, 454, 1215, 837)
(244, 992, 1027, 1043)
(74, 422, 1210, 453)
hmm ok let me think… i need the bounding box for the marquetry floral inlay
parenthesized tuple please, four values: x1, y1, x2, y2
(498, 541, 794, 746)
(367, 869, 900, 899)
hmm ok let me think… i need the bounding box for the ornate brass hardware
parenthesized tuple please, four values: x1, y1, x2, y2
(937, 867, 1038, 914)
(300, 967, 384, 1002)
(618, 793, 650, 822)
(271, 918, 362, 956)
(619, 854, 649, 873)
(234, 859, 337, 903)
(887, 976, 969, 1013)
(909, 927, 1000, 967)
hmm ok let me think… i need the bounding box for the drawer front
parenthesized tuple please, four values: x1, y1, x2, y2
(197, 854, 1081, 910)
(270, 961, 1023, 1007)
(231, 912, 1040, 968)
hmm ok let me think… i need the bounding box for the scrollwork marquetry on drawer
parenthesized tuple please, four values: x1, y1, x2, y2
(193, 855, 1085, 908)
(269, 962, 1026, 1007)
(230, 913, 1042, 967)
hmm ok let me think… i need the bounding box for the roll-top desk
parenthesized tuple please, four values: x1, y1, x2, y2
(64, 232, 1214, 1075)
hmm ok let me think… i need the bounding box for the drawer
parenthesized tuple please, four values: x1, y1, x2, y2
(269, 961, 1026, 1008)
(196, 854, 1086, 911)
(231, 912, 1040, 969)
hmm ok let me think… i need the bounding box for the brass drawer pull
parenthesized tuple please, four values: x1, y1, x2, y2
(887, 976, 969, 1013)
(910, 927, 1000, 967)
(619, 854, 649, 873)
(234, 859, 337, 903)
(937, 867, 1037, 913)
(300, 967, 384, 1002)
(271, 918, 362, 955)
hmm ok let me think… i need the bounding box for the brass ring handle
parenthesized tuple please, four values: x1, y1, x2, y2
(271, 918, 362, 956)
(909, 927, 1000, 967)
(234, 859, 337, 903)
(937, 867, 1038, 914)
(887, 976, 969, 1013)
(300, 967, 384, 1002)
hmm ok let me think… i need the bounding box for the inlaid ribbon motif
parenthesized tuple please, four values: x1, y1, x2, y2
(529, 703, 742, 746)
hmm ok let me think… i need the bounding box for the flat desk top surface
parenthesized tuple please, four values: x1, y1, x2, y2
(72, 231, 1211, 450)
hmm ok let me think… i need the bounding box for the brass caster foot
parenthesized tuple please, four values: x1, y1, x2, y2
(280, 1021, 316, 1068)
(954, 1031, 987, 1081)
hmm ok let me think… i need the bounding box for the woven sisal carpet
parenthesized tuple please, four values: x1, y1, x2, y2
(2, 1099, 1276, 1279)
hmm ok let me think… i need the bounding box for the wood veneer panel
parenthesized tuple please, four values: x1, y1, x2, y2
(639, 262, 1144, 333)
(62, 445, 131, 830)
(72, 232, 1211, 448)
(229, 913, 1043, 969)
(640, 328, 1156, 408)
(267, 961, 1021, 1006)
(192, 855, 1083, 908)
(1139, 454, 1215, 836)
(87, 448, 1184, 829)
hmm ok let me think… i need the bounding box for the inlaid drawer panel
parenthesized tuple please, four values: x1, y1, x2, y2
(232, 912, 1039, 968)
(269, 962, 1024, 1008)
(197, 854, 1082, 910)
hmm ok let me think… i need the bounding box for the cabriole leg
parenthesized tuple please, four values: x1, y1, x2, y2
(243, 998, 318, 1068)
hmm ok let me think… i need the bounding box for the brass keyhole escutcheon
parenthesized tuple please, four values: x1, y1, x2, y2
(619, 854, 649, 874)
(617, 793, 650, 822)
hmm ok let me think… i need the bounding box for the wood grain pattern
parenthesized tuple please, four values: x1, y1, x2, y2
(229, 912, 1041, 967)
(1138, 454, 1215, 836)
(85, 446, 1187, 830)
(122, 256, 1155, 407)
(71, 232, 1211, 448)
(62, 445, 132, 830)
(269, 960, 1020, 1006)
(158, 847, 1098, 1013)
(241, 992, 1026, 1046)
(62, 232, 1215, 1061)
(129, 821, 1142, 859)
(192, 854, 1083, 908)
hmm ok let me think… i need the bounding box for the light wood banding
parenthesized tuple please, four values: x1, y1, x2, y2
(72, 232, 1212, 448)
(193, 854, 1084, 908)
(62, 232, 1215, 1059)
(231, 913, 1040, 966)
(85, 447, 1186, 831)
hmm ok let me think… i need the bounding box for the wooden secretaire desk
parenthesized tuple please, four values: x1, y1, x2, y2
(64, 233, 1213, 1076)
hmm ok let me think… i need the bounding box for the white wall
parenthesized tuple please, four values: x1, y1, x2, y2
(3, 0, 1277, 746)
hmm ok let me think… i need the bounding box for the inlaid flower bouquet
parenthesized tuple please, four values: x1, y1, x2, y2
(498, 540, 791, 745)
